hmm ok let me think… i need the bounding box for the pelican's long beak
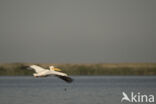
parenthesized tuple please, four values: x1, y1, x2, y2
(53, 68, 62, 71)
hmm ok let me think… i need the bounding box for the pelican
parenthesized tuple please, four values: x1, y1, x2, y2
(27, 65, 73, 83)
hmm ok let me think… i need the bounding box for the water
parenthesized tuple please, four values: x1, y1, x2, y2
(0, 76, 156, 104)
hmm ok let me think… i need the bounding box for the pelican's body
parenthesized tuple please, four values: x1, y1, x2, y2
(29, 65, 73, 83)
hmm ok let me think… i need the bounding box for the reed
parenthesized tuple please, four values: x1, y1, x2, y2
(0, 63, 156, 76)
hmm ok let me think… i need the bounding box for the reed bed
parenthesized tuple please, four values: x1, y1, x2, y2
(0, 63, 156, 76)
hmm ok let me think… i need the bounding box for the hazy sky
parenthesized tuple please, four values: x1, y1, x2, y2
(0, 0, 156, 63)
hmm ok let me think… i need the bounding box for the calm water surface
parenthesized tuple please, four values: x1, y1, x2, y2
(0, 76, 156, 104)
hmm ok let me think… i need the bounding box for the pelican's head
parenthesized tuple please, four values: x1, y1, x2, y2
(49, 66, 54, 70)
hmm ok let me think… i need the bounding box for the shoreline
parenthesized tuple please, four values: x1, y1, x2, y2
(0, 63, 156, 76)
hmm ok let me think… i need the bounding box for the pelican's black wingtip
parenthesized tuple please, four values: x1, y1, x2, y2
(56, 75, 73, 83)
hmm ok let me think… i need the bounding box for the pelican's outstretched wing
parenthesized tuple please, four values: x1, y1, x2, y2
(30, 65, 46, 73)
(53, 71, 73, 83)
(56, 75, 73, 83)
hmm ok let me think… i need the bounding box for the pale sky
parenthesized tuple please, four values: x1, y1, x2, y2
(0, 0, 156, 63)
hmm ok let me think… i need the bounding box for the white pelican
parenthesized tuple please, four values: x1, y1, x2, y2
(27, 65, 73, 83)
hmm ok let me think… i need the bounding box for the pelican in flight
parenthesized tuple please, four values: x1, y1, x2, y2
(27, 65, 73, 83)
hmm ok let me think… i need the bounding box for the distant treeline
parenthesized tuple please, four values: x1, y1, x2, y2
(0, 63, 156, 76)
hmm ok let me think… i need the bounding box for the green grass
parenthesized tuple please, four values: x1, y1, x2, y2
(0, 63, 156, 76)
